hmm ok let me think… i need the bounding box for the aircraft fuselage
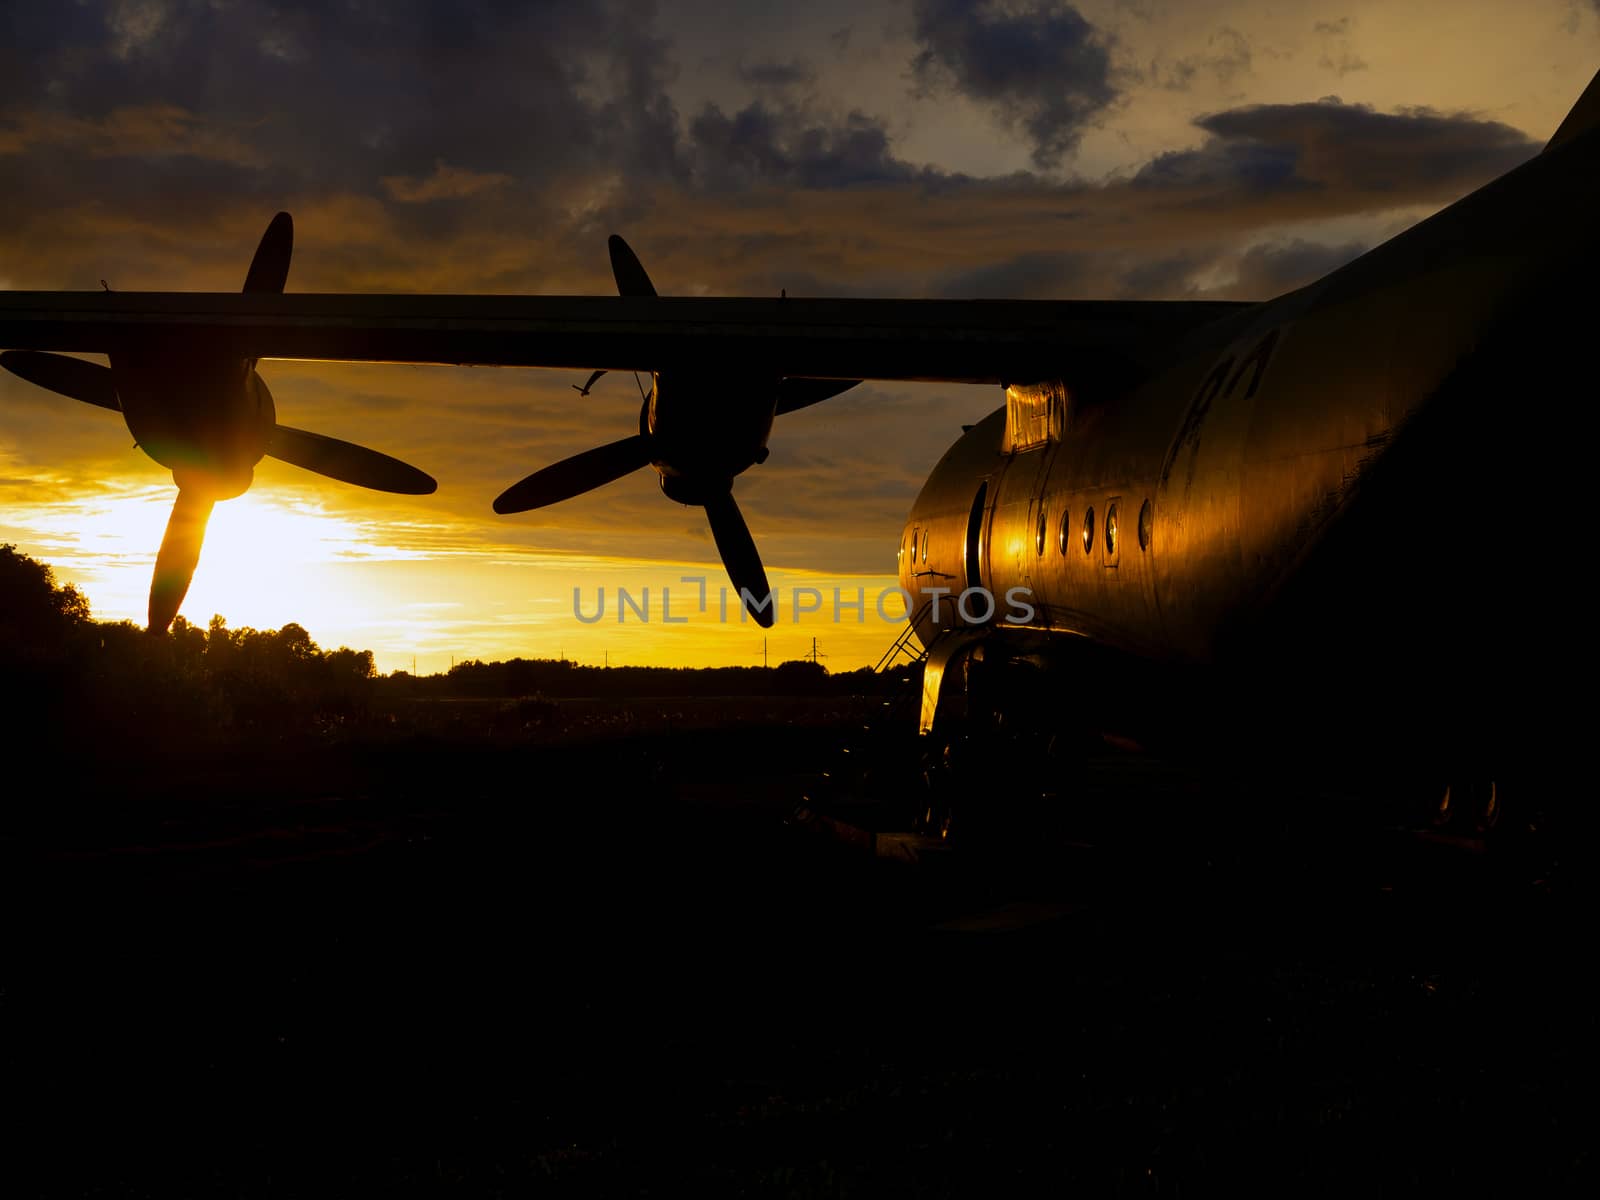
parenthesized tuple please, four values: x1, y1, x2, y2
(901, 122, 1597, 774)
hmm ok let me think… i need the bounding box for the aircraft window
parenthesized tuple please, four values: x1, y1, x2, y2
(921, 529, 929, 563)
(1058, 509, 1070, 555)
(1035, 506, 1048, 556)
(1082, 506, 1095, 554)
(1138, 499, 1152, 551)
(1105, 503, 1118, 556)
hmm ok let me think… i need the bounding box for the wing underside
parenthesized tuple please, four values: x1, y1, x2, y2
(0, 293, 1254, 385)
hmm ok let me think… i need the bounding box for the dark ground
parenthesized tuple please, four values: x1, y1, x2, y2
(9, 697, 1592, 1195)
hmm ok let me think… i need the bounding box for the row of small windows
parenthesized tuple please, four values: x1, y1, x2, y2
(1035, 498, 1153, 557)
(913, 497, 1152, 565)
(903, 527, 930, 563)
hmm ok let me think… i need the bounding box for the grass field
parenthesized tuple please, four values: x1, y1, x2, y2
(11, 698, 1591, 1195)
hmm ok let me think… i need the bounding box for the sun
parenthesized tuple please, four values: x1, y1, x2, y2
(15, 480, 428, 633)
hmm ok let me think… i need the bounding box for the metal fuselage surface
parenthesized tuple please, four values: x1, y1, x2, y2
(901, 128, 1598, 773)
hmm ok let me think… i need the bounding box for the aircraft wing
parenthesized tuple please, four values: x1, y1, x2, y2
(0, 291, 1254, 385)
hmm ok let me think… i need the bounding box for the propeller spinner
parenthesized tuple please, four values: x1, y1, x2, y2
(0, 212, 437, 634)
(492, 236, 859, 628)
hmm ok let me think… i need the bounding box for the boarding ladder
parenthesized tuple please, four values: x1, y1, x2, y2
(874, 599, 935, 673)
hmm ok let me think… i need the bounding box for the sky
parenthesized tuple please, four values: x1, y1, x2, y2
(1, 0, 1596, 672)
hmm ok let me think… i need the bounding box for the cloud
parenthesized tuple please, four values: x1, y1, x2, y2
(0, 103, 260, 163)
(1312, 15, 1366, 76)
(1135, 100, 1538, 201)
(382, 161, 513, 203)
(1319, 49, 1369, 76)
(1150, 26, 1253, 92)
(935, 251, 1090, 299)
(686, 102, 949, 190)
(908, 0, 1117, 168)
(1219, 237, 1368, 298)
(737, 59, 817, 87)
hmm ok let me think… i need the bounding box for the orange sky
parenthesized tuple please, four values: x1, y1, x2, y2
(2, 1, 1595, 671)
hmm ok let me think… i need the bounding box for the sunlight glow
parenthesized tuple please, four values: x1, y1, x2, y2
(2, 474, 908, 674)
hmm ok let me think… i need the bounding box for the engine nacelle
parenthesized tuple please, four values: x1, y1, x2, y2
(646, 370, 777, 496)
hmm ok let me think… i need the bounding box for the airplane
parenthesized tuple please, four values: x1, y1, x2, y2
(2, 68, 1596, 845)
(0, 214, 437, 634)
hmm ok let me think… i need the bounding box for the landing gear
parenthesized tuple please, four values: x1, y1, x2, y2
(1433, 779, 1500, 835)
(915, 736, 963, 840)
(1421, 776, 1566, 889)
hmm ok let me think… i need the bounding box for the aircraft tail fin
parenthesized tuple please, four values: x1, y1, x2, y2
(1544, 68, 1600, 154)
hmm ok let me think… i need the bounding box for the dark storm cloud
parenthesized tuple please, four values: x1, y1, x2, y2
(1134, 101, 1538, 200)
(908, 0, 1118, 168)
(686, 102, 950, 189)
(737, 59, 818, 87)
(1, 0, 675, 193)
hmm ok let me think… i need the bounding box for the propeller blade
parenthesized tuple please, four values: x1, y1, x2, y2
(607, 235, 658, 298)
(775, 378, 861, 416)
(242, 211, 293, 294)
(266, 424, 436, 494)
(0, 351, 119, 411)
(493, 435, 652, 514)
(148, 489, 215, 635)
(573, 369, 607, 396)
(704, 491, 774, 628)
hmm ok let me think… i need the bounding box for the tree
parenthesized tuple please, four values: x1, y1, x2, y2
(0, 543, 90, 653)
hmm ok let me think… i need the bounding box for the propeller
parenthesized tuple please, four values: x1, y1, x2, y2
(492, 435, 651, 514)
(1, 211, 437, 634)
(704, 490, 773, 622)
(149, 489, 214, 635)
(494, 235, 865, 628)
(0, 350, 120, 411)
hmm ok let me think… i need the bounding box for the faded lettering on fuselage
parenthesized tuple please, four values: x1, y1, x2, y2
(1160, 327, 1281, 496)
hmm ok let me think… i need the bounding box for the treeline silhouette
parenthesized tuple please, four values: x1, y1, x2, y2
(2, 545, 913, 754)
(3, 544, 376, 752)
(384, 656, 896, 700)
